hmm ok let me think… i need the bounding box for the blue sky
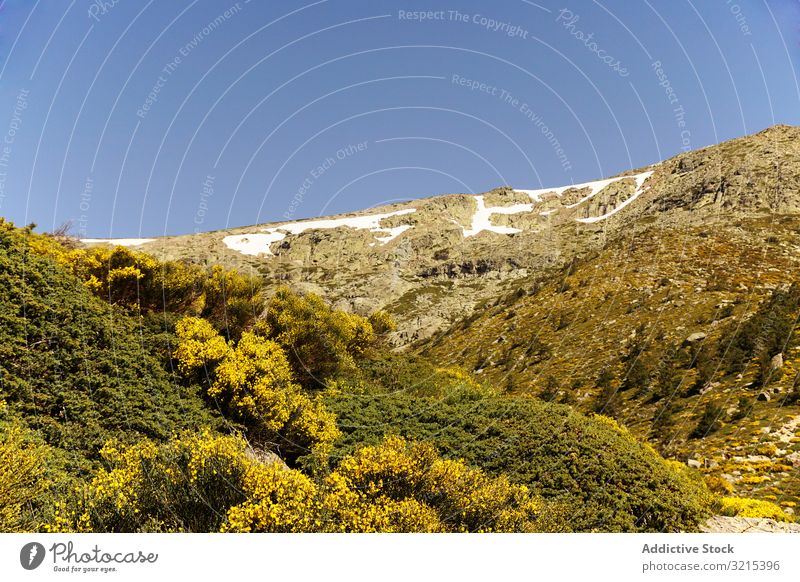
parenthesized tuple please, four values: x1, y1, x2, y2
(0, 0, 798, 237)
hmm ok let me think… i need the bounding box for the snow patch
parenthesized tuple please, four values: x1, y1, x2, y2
(374, 224, 413, 244)
(576, 171, 654, 223)
(223, 208, 416, 256)
(81, 238, 155, 247)
(463, 196, 533, 237)
(514, 171, 654, 211)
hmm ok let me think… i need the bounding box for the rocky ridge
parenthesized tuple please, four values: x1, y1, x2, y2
(83, 125, 800, 347)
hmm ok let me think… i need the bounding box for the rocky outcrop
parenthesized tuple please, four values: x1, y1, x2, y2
(701, 516, 800, 533)
(81, 125, 800, 346)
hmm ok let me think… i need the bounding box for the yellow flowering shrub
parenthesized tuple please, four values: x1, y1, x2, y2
(51, 245, 262, 337)
(63, 246, 206, 313)
(173, 317, 231, 374)
(367, 310, 397, 335)
(53, 430, 253, 532)
(210, 331, 296, 421)
(200, 265, 264, 340)
(47, 431, 547, 533)
(174, 318, 340, 461)
(222, 464, 320, 532)
(321, 436, 541, 532)
(718, 496, 794, 522)
(264, 287, 374, 385)
(0, 425, 48, 532)
(704, 475, 734, 495)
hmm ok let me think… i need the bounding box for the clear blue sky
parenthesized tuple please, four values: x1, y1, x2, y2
(0, 0, 798, 237)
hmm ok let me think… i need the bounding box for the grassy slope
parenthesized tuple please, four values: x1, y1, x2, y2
(421, 216, 800, 510)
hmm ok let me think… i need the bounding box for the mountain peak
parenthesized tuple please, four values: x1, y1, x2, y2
(81, 126, 800, 344)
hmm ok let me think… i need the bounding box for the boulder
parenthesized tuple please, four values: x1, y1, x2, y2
(684, 332, 707, 344)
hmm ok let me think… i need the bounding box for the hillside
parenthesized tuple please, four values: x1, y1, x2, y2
(0, 220, 726, 532)
(3, 122, 788, 532)
(82, 125, 800, 348)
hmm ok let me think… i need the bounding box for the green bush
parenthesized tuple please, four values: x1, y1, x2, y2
(0, 220, 221, 474)
(325, 386, 712, 532)
(263, 288, 374, 386)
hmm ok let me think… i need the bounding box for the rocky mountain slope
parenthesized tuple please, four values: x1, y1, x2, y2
(83, 125, 799, 347)
(82, 125, 800, 511)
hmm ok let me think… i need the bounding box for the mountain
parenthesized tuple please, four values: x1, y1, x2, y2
(1, 219, 716, 533)
(81, 125, 800, 514)
(82, 125, 800, 346)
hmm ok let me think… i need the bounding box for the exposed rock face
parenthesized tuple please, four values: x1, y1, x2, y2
(81, 125, 800, 346)
(701, 516, 800, 533)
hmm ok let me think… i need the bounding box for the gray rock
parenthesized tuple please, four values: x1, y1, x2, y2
(685, 332, 707, 344)
(701, 516, 800, 533)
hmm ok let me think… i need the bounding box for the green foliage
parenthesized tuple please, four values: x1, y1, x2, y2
(325, 386, 712, 532)
(62, 245, 205, 314)
(593, 367, 621, 417)
(650, 400, 679, 442)
(200, 265, 264, 340)
(539, 376, 559, 401)
(649, 344, 680, 402)
(58, 246, 264, 340)
(721, 284, 800, 380)
(342, 353, 493, 399)
(621, 359, 650, 393)
(691, 403, 724, 439)
(263, 287, 374, 386)
(0, 220, 220, 472)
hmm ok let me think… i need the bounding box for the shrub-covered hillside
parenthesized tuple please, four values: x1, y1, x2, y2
(0, 220, 783, 532)
(422, 217, 800, 514)
(0, 221, 223, 473)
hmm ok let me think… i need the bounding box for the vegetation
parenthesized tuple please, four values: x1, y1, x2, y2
(325, 385, 713, 532)
(263, 287, 375, 386)
(0, 220, 220, 472)
(174, 317, 340, 463)
(0, 424, 49, 531)
(48, 431, 543, 533)
(423, 220, 800, 512)
(0, 220, 784, 532)
(718, 497, 793, 522)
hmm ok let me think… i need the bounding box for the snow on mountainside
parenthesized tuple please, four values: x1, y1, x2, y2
(79, 125, 800, 346)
